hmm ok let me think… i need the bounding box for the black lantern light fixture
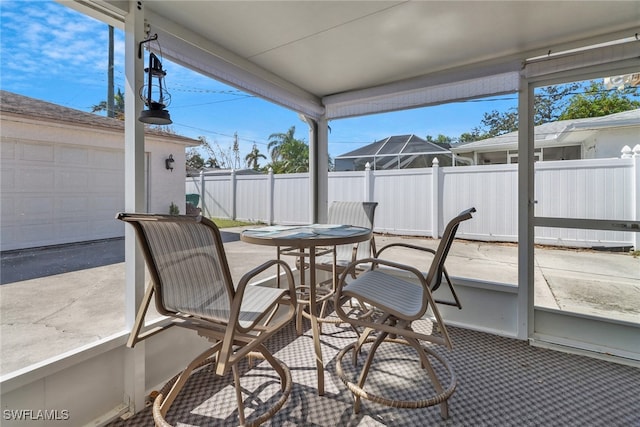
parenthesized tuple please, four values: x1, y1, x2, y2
(165, 154, 175, 171)
(138, 34, 172, 125)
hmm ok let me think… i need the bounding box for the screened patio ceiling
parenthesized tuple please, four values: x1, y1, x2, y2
(70, 1, 640, 120)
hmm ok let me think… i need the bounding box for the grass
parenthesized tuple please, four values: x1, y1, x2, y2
(211, 218, 261, 228)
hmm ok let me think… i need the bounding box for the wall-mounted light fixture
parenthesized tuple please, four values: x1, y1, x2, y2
(165, 154, 175, 171)
(138, 34, 172, 125)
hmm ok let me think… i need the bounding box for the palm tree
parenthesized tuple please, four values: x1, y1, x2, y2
(267, 126, 297, 162)
(278, 138, 309, 172)
(245, 144, 266, 170)
(92, 88, 125, 119)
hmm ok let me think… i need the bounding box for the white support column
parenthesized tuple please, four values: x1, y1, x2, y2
(431, 157, 440, 238)
(317, 118, 329, 223)
(267, 167, 274, 225)
(517, 74, 535, 341)
(123, 1, 146, 415)
(633, 145, 640, 251)
(305, 115, 329, 223)
(363, 162, 372, 202)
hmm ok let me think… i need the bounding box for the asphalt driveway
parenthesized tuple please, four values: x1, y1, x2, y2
(0, 231, 241, 285)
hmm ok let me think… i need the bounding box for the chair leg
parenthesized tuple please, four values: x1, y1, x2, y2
(353, 331, 388, 413)
(335, 335, 456, 418)
(310, 312, 325, 396)
(126, 282, 155, 348)
(232, 363, 246, 426)
(296, 301, 304, 335)
(404, 335, 449, 419)
(353, 326, 375, 366)
(319, 298, 329, 320)
(159, 342, 222, 416)
(236, 350, 293, 427)
(256, 346, 287, 392)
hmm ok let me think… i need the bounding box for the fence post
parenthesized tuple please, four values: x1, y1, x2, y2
(364, 162, 373, 202)
(199, 170, 206, 217)
(230, 169, 237, 220)
(267, 167, 274, 225)
(431, 157, 440, 238)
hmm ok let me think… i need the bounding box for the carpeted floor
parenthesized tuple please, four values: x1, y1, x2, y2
(108, 315, 640, 427)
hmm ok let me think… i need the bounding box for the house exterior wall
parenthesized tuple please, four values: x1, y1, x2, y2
(145, 137, 189, 215)
(1, 115, 193, 251)
(454, 123, 637, 164)
(583, 127, 638, 160)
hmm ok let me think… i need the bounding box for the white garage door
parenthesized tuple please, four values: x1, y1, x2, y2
(1, 139, 135, 251)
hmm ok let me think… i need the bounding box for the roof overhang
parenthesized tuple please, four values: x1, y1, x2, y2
(64, 1, 640, 120)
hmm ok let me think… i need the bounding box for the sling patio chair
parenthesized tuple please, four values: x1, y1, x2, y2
(372, 208, 476, 309)
(333, 207, 476, 419)
(118, 213, 297, 427)
(294, 201, 378, 332)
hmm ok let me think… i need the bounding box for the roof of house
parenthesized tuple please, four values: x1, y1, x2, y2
(336, 134, 451, 159)
(0, 90, 199, 145)
(451, 109, 640, 153)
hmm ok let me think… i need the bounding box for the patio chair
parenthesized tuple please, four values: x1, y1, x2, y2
(296, 201, 378, 331)
(333, 207, 476, 418)
(372, 208, 474, 309)
(320, 201, 378, 274)
(118, 213, 297, 426)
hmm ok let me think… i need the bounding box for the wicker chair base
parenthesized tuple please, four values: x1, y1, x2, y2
(335, 337, 456, 416)
(152, 352, 292, 427)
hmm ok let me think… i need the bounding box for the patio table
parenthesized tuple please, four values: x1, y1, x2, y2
(241, 224, 372, 395)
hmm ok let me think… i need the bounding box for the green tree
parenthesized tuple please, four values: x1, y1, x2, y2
(92, 87, 125, 119)
(478, 109, 518, 137)
(279, 138, 309, 173)
(267, 126, 298, 162)
(245, 144, 266, 170)
(534, 82, 581, 123)
(474, 81, 638, 138)
(476, 83, 580, 137)
(458, 130, 482, 143)
(559, 81, 640, 120)
(426, 134, 453, 146)
(266, 126, 309, 173)
(186, 150, 205, 170)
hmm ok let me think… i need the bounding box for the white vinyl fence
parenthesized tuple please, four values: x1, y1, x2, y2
(187, 156, 639, 249)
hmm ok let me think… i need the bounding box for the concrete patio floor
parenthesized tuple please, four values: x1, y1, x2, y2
(1, 228, 639, 375)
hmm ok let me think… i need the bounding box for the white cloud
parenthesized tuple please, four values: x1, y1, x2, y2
(1, 0, 123, 90)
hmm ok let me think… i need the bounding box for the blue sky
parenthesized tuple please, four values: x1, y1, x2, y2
(0, 0, 517, 164)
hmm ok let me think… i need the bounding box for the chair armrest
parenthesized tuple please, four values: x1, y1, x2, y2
(236, 259, 297, 304)
(225, 259, 297, 338)
(336, 257, 429, 297)
(375, 242, 436, 258)
(374, 243, 437, 276)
